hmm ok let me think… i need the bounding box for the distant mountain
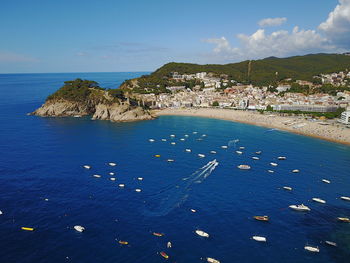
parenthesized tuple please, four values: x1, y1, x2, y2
(150, 53, 350, 86)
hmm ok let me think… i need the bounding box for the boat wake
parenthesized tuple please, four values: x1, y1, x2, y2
(143, 160, 219, 217)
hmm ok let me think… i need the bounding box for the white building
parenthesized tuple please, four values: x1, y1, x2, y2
(340, 111, 350, 124)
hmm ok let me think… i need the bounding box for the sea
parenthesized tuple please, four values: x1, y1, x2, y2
(0, 72, 349, 263)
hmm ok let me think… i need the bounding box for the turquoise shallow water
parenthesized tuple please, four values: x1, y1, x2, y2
(0, 73, 350, 263)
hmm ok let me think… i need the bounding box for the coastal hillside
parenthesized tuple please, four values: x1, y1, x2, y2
(31, 79, 153, 122)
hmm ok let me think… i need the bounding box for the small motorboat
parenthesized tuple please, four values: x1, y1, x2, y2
(21, 227, 34, 231)
(167, 241, 172, 248)
(292, 169, 300, 173)
(210, 151, 217, 154)
(270, 162, 278, 166)
(193, 131, 198, 134)
(149, 139, 155, 142)
(161, 139, 167, 142)
(110, 178, 116, 181)
(325, 240, 337, 247)
(207, 257, 220, 263)
(184, 134, 189, 137)
(198, 154, 205, 158)
(312, 198, 326, 204)
(160, 252, 169, 259)
(322, 179, 330, 184)
(239, 146, 245, 150)
(171, 142, 176, 145)
(289, 204, 310, 211)
(255, 151, 262, 154)
(278, 156, 287, 160)
(195, 230, 209, 238)
(253, 216, 269, 222)
(167, 159, 175, 162)
(170, 134, 175, 137)
(190, 209, 196, 213)
(83, 165, 91, 169)
(283, 186, 292, 191)
(185, 149, 192, 152)
(153, 232, 164, 237)
(340, 196, 350, 201)
(238, 164, 251, 170)
(252, 156, 259, 160)
(202, 134, 207, 137)
(137, 177, 143, 181)
(337, 217, 350, 222)
(93, 174, 101, 178)
(221, 146, 228, 149)
(180, 138, 185, 141)
(118, 184, 125, 188)
(267, 170, 274, 173)
(252, 236, 266, 242)
(135, 189, 142, 192)
(118, 240, 128, 245)
(236, 151, 243, 154)
(74, 225, 85, 232)
(304, 246, 319, 252)
(108, 162, 117, 166)
(109, 172, 115, 175)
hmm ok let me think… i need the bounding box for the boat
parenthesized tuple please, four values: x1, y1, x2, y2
(118, 240, 128, 245)
(252, 236, 267, 242)
(267, 170, 274, 173)
(253, 216, 269, 222)
(118, 184, 125, 188)
(149, 139, 155, 142)
(153, 232, 164, 237)
(322, 179, 330, 184)
(210, 151, 217, 154)
(93, 174, 101, 178)
(167, 159, 174, 162)
(221, 146, 228, 149)
(198, 154, 205, 158)
(109, 172, 115, 175)
(190, 209, 196, 213)
(236, 151, 243, 154)
(289, 204, 310, 211)
(255, 151, 262, 154)
(270, 162, 278, 166)
(325, 240, 337, 247)
(160, 252, 169, 259)
(108, 162, 116, 166)
(252, 156, 259, 160)
(110, 178, 116, 181)
(154, 154, 161, 157)
(304, 246, 319, 252)
(195, 230, 209, 238)
(239, 146, 245, 150)
(0, 210, 3, 215)
(170, 134, 175, 137)
(337, 217, 350, 222)
(135, 189, 142, 192)
(202, 134, 207, 137)
(340, 196, 350, 201)
(137, 177, 143, 181)
(185, 149, 192, 152)
(292, 169, 300, 173)
(161, 139, 167, 142)
(21, 227, 34, 231)
(312, 198, 326, 204)
(237, 164, 251, 170)
(207, 257, 220, 263)
(278, 156, 287, 160)
(180, 138, 185, 141)
(83, 165, 91, 169)
(184, 134, 189, 137)
(283, 186, 292, 191)
(193, 132, 198, 134)
(167, 241, 172, 248)
(171, 142, 176, 145)
(197, 138, 203, 141)
(74, 225, 85, 232)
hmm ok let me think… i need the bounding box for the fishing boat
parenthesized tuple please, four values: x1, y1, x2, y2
(283, 186, 292, 191)
(236, 151, 243, 154)
(253, 216, 269, 222)
(198, 154, 205, 158)
(289, 204, 310, 211)
(207, 257, 220, 263)
(153, 232, 164, 237)
(278, 156, 287, 160)
(255, 151, 262, 154)
(108, 162, 116, 166)
(340, 196, 350, 201)
(238, 164, 251, 170)
(337, 217, 350, 222)
(185, 149, 191, 152)
(252, 236, 267, 242)
(252, 156, 259, 160)
(325, 241, 337, 247)
(118, 240, 128, 245)
(83, 165, 91, 169)
(195, 230, 209, 238)
(221, 145, 228, 149)
(160, 252, 169, 259)
(149, 139, 155, 142)
(270, 162, 278, 166)
(304, 246, 319, 252)
(93, 174, 101, 178)
(135, 189, 142, 192)
(74, 225, 85, 232)
(322, 179, 331, 184)
(210, 151, 217, 154)
(292, 169, 300, 173)
(312, 198, 326, 204)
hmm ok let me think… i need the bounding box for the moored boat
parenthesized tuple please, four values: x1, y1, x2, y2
(337, 217, 350, 222)
(236, 151, 243, 154)
(289, 204, 310, 211)
(198, 154, 205, 158)
(283, 186, 292, 191)
(252, 236, 267, 242)
(253, 216, 269, 222)
(135, 188, 141, 192)
(304, 246, 319, 252)
(195, 230, 209, 237)
(153, 232, 164, 237)
(252, 156, 259, 160)
(185, 149, 191, 152)
(160, 251, 169, 259)
(292, 169, 300, 173)
(108, 162, 116, 166)
(312, 198, 326, 204)
(278, 156, 287, 160)
(118, 240, 128, 245)
(207, 257, 220, 263)
(340, 196, 350, 201)
(322, 179, 331, 184)
(167, 159, 174, 162)
(270, 162, 278, 166)
(83, 165, 91, 169)
(93, 174, 101, 178)
(255, 151, 262, 154)
(221, 145, 228, 149)
(148, 139, 155, 142)
(74, 225, 85, 232)
(210, 151, 217, 154)
(238, 164, 251, 170)
(325, 240, 337, 247)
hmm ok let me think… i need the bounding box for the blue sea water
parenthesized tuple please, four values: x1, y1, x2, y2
(0, 72, 349, 263)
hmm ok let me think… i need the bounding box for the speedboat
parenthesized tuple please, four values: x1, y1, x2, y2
(340, 196, 350, 201)
(304, 246, 319, 252)
(322, 179, 331, 184)
(83, 165, 91, 169)
(185, 149, 192, 152)
(93, 174, 101, 178)
(160, 252, 169, 259)
(236, 151, 243, 154)
(278, 156, 287, 160)
(253, 216, 269, 222)
(283, 186, 292, 191)
(207, 257, 220, 263)
(210, 151, 217, 154)
(221, 145, 228, 149)
(312, 198, 326, 204)
(252, 157, 259, 160)
(153, 232, 164, 237)
(325, 241, 337, 247)
(135, 189, 142, 192)
(337, 217, 350, 222)
(108, 162, 117, 166)
(289, 204, 310, 211)
(195, 230, 209, 238)
(74, 225, 85, 232)
(252, 236, 266, 242)
(238, 164, 251, 170)
(270, 162, 278, 166)
(149, 139, 155, 142)
(198, 154, 205, 158)
(292, 169, 300, 173)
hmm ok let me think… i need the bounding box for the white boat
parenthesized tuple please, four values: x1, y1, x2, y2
(238, 164, 251, 170)
(184, 134, 189, 137)
(135, 189, 142, 192)
(202, 134, 207, 137)
(270, 162, 278, 166)
(93, 174, 101, 178)
(195, 230, 209, 238)
(110, 178, 116, 181)
(193, 132, 198, 134)
(190, 209, 196, 213)
(109, 172, 115, 176)
(198, 154, 205, 158)
(161, 139, 167, 142)
(207, 257, 220, 263)
(221, 146, 228, 149)
(325, 240, 337, 247)
(0, 210, 3, 215)
(267, 170, 274, 173)
(108, 162, 117, 166)
(167, 159, 175, 162)
(340, 196, 350, 201)
(252, 236, 266, 242)
(180, 138, 185, 141)
(322, 179, 331, 184)
(185, 149, 192, 152)
(252, 157, 259, 160)
(304, 246, 319, 252)
(312, 198, 326, 204)
(283, 186, 292, 191)
(118, 184, 125, 188)
(137, 177, 143, 181)
(171, 142, 176, 145)
(239, 146, 245, 150)
(289, 204, 310, 211)
(167, 241, 172, 248)
(83, 165, 91, 169)
(170, 134, 176, 137)
(236, 151, 243, 154)
(149, 139, 155, 142)
(210, 151, 217, 154)
(292, 169, 300, 173)
(255, 151, 262, 154)
(74, 225, 85, 232)
(278, 156, 287, 160)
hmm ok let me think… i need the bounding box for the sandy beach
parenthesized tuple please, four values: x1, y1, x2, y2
(155, 108, 350, 145)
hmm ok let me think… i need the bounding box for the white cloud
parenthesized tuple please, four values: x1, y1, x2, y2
(0, 51, 38, 63)
(258, 17, 287, 27)
(319, 0, 350, 47)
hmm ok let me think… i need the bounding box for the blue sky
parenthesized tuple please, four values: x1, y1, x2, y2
(1, 0, 348, 73)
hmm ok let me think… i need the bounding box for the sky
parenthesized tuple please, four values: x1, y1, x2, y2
(0, 0, 349, 73)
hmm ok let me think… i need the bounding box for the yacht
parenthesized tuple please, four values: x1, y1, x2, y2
(289, 204, 310, 211)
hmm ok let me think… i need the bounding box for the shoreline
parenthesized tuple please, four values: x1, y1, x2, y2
(153, 108, 350, 146)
